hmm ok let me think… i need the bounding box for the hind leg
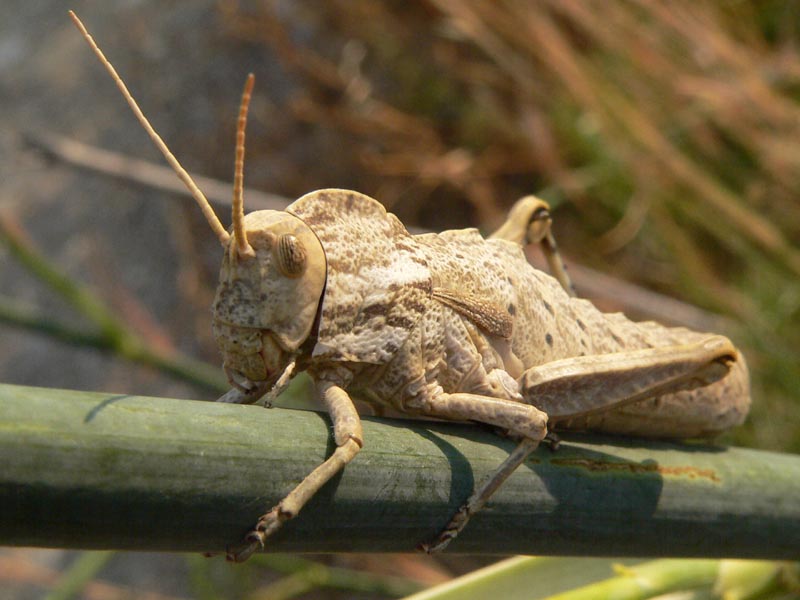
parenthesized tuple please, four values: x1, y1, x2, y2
(551, 355, 751, 438)
(518, 335, 739, 435)
(490, 195, 575, 296)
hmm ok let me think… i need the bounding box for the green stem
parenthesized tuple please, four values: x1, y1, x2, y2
(114, 338, 227, 393)
(249, 554, 425, 597)
(0, 219, 226, 393)
(0, 296, 111, 349)
(0, 217, 127, 344)
(0, 295, 226, 392)
(2, 383, 799, 557)
(542, 560, 720, 600)
(44, 551, 115, 600)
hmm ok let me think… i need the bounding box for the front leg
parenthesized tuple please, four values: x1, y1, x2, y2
(227, 380, 363, 562)
(414, 391, 548, 552)
(217, 360, 297, 406)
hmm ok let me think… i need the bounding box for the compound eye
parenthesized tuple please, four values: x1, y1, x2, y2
(275, 233, 307, 277)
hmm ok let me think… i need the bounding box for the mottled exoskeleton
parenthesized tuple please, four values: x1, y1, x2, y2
(71, 12, 750, 562)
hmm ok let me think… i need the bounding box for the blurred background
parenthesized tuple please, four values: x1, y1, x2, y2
(1, 1, 798, 598)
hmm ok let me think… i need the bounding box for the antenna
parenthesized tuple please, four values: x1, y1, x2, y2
(68, 11, 231, 246)
(233, 74, 256, 258)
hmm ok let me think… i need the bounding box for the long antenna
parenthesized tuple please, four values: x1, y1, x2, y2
(68, 11, 231, 246)
(233, 74, 255, 258)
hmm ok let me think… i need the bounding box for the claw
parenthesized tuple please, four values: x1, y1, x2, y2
(418, 504, 470, 554)
(255, 506, 287, 535)
(543, 431, 561, 451)
(225, 522, 263, 563)
(247, 528, 267, 547)
(226, 527, 267, 562)
(225, 505, 291, 562)
(419, 529, 456, 554)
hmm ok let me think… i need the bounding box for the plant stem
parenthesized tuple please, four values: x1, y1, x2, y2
(1, 383, 799, 556)
(44, 551, 115, 600)
(0, 216, 227, 393)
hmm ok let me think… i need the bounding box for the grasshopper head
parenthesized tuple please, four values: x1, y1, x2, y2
(212, 210, 326, 390)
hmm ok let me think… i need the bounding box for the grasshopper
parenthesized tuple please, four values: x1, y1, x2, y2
(70, 12, 750, 561)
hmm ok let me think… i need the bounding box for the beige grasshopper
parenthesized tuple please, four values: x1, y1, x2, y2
(70, 12, 750, 561)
